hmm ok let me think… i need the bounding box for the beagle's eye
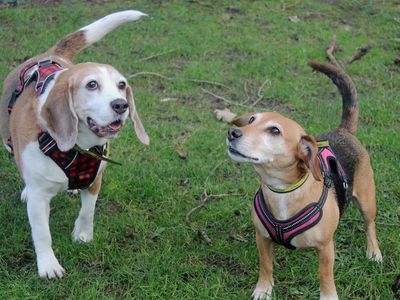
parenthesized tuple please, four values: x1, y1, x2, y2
(86, 80, 98, 90)
(268, 126, 281, 135)
(248, 116, 255, 124)
(118, 81, 126, 90)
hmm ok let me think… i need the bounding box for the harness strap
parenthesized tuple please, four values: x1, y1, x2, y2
(8, 59, 63, 115)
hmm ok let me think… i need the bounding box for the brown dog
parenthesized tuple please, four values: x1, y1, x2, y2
(227, 62, 382, 299)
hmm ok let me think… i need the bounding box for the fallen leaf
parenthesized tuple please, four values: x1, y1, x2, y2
(214, 108, 237, 123)
(176, 147, 187, 160)
(289, 16, 300, 23)
(230, 233, 248, 243)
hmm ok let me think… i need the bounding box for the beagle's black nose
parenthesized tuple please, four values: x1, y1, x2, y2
(111, 98, 128, 114)
(228, 128, 242, 141)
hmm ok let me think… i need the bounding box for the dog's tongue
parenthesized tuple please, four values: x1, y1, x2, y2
(107, 120, 122, 131)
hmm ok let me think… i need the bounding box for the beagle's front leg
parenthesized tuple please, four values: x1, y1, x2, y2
(26, 188, 65, 279)
(252, 228, 274, 300)
(317, 240, 338, 300)
(72, 171, 103, 242)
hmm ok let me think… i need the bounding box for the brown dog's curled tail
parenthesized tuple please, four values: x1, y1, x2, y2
(308, 61, 358, 135)
(48, 10, 147, 62)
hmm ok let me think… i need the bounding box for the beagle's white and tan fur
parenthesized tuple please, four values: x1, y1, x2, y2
(0, 10, 149, 279)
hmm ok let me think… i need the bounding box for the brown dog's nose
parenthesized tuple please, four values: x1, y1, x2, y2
(111, 98, 128, 114)
(228, 128, 242, 141)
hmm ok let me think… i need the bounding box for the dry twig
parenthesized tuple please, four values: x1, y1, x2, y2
(129, 71, 173, 80)
(202, 88, 269, 109)
(187, 79, 231, 90)
(348, 43, 373, 64)
(129, 71, 230, 89)
(325, 35, 372, 68)
(252, 78, 271, 106)
(138, 48, 180, 62)
(326, 35, 343, 69)
(242, 81, 251, 104)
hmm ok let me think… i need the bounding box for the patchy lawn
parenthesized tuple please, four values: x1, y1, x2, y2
(0, 0, 399, 299)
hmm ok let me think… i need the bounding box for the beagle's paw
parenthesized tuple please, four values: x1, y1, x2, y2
(21, 187, 28, 203)
(37, 255, 65, 279)
(320, 293, 339, 300)
(72, 219, 93, 243)
(252, 288, 272, 300)
(367, 248, 383, 263)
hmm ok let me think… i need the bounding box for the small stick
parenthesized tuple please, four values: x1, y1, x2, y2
(252, 78, 271, 106)
(326, 35, 341, 68)
(129, 71, 173, 80)
(242, 81, 251, 104)
(347, 43, 373, 64)
(187, 79, 231, 90)
(138, 48, 179, 62)
(129, 72, 230, 89)
(202, 88, 257, 109)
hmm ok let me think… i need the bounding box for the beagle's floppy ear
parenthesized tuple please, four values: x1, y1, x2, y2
(40, 75, 78, 152)
(126, 85, 149, 145)
(231, 112, 257, 127)
(297, 135, 322, 181)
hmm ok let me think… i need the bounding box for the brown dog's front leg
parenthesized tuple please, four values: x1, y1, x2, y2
(317, 240, 338, 300)
(252, 228, 274, 300)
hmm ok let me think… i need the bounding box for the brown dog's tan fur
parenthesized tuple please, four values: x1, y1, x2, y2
(228, 62, 381, 300)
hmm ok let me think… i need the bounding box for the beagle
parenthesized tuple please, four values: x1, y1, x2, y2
(226, 62, 382, 299)
(0, 10, 149, 279)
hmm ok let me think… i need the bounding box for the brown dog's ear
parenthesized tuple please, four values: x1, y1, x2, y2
(297, 135, 322, 181)
(126, 85, 149, 145)
(231, 112, 256, 127)
(41, 76, 78, 151)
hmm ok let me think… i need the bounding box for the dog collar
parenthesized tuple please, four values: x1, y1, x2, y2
(266, 173, 309, 194)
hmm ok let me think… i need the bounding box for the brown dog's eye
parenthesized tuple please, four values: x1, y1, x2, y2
(248, 116, 255, 124)
(118, 81, 126, 90)
(268, 126, 281, 135)
(86, 80, 98, 90)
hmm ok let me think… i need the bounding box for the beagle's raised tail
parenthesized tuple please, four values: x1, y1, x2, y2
(308, 61, 359, 135)
(50, 10, 147, 61)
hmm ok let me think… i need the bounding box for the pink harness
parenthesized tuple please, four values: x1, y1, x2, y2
(254, 142, 347, 250)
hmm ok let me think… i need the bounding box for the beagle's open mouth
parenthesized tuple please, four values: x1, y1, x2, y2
(228, 146, 259, 161)
(87, 117, 123, 137)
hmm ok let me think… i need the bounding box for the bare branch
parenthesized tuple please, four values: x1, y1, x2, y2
(187, 79, 231, 90)
(138, 48, 180, 62)
(202, 88, 257, 109)
(326, 35, 341, 67)
(129, 72, 230, 89)
(252, 78, 271, 106)
(242, 81, 250, 104)
(129, 71, 173, 80)
(347, 43, 373, 64)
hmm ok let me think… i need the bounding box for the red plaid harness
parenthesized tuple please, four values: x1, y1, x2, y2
(6, 59, 105, 190)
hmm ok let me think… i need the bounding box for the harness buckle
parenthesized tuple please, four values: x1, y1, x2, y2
(324, 176, 333, 188)
(38, 57, 53, 67)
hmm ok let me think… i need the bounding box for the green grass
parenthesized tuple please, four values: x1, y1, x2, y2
(0, 0, 399, 299)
